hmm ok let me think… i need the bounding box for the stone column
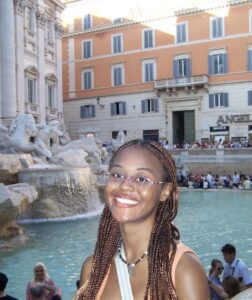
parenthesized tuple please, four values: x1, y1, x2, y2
(55, 23, 64, 118)
(0, 0, 17, 122)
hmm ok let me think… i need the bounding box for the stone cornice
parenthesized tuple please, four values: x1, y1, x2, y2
(13, 0, 26, 14)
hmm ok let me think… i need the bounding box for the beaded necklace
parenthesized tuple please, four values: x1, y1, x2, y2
(117, 241, 148, 277)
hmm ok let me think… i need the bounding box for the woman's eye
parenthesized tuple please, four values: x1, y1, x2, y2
(136, 176, 150, 183)
(111, 172, 124, 179)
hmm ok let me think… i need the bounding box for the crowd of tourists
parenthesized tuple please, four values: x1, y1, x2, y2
(177, 171, 252, 190)
(163, 139, 252, 150)
(208, 244, 252, 300)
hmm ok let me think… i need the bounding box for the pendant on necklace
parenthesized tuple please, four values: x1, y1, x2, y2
(127, 264, 135, 277)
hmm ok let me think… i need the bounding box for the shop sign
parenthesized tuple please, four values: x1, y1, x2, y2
(217, 114, 252, 125)
(210, 126, 229, 132)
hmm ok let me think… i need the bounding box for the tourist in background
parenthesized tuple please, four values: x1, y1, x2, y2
(208, 259, 228, 300)
(0, 272, 18, 300)
(221, 244, 252, 290)
(74, 139, 209, 299)
(243, 176, 251, 190)
(26, 262, 62, 300)
(222, 276, 241, 298)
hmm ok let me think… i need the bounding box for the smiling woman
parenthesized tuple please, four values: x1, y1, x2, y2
(73, 139, 209, 300)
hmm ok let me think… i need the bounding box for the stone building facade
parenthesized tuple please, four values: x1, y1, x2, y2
(62, 0, 252, 145)
(0, 0, 65, 126)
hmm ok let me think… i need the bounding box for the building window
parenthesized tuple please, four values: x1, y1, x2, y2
(176, 22, 188, 44)
(47, 84, 55, 107)
(248, 91, 252, 105)
(83, 14, 91, 30)
(112, 64, 124, 86)
(210, 17, 224, 39)
(112, 34, 123, 54)
(27, 7, 36, 33)
(142, 99, 159, 113)
(45, 74, 57, 108)
(173, 57, 191, 78)
(248, 46, 252, 71)
(82, 69, 93, 90)
(27, 78, 36, 103)
(111, 102, 126, 115)
(143, 130, 159, 142)
(208, 51, 227, 75)
(83, 40, 92, 59)
(47, 20, 54, 42)
(142, 59, 155, 82)
(143, 29, 154, 49)
(80, 105, 95, 118)
(209, 93, 229, 108)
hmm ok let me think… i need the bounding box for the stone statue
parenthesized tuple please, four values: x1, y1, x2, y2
(110, 130, 126, 151)
(35, 120, 63, 157)
(0, 114, 57, 159)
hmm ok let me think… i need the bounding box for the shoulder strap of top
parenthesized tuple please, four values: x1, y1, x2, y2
(172, 242, 196, 287)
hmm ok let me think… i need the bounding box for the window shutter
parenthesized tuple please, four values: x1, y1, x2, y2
(149, 30, 153, 47)
(176, 25, 180, 43)
(248, 91, 252, 105)
(141, 100, 146, 113)
(92, 105, 96, 117)
(111, 103, 116, 116)
(150, 63, 154, 81)
(223, 93, 229, 107)
(208, 55, 213, 75)
(209, 94, 214, 108)
(144, 31, 148, 48)
(118, 68, 122, 85)
(113, 36, 116, 53)
(118, 36, 121, 52)
(212, 19, 217, 38)
(173, 60, 178, 78)
(248, 50, 252, 71)
(182, 24, 186, 42)
(218, 18, 222, 37)
(122, 102, 126, 115)
(80, 106, 85, 118)
(223, 53, 227, 73)
(186, 58, 191, 76)
(154, 99, 159, 112)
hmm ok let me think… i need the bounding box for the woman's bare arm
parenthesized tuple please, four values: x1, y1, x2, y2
(80, 255, 93, 285)
(175, 252, 210, 300)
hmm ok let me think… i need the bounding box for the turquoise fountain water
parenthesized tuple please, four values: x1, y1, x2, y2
(1, 191, 252, 299)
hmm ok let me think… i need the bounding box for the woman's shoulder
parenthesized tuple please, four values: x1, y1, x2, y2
(80, 255, 94, 285)
(174, 242, 209, 299)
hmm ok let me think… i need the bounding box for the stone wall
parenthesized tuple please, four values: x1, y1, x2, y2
(171, 149, 252, 175)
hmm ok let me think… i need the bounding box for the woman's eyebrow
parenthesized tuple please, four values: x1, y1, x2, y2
(110, 164, 153, 173)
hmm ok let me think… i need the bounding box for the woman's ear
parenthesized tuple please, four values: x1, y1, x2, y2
(160, 183, 172, 202)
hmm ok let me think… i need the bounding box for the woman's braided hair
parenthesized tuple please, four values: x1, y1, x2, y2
(76, 139, 180, 300)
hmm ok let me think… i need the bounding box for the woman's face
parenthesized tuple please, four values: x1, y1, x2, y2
(34, 266, 45, 282)
(215, 263, 224, 275)
(105, 146, 169, 225)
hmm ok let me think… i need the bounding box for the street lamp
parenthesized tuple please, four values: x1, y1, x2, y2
(96, 97, 105, 108)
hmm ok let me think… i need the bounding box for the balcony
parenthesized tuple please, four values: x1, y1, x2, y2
(25, 102, 40, 114)
(155, 75, 208, 94)
(46, 106, 58, 119)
